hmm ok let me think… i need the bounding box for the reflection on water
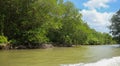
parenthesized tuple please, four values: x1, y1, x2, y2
(0, 45, 120, 66)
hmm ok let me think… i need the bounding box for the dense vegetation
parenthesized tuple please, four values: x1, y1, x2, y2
(0, 0, 116, 48)
(110, 10, 120, 43)
(0, 36, 7, 43)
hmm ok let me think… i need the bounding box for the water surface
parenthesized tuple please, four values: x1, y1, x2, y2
(0, 45, 120, 66)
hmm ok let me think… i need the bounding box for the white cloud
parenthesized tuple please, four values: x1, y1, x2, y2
(80, 9, 114, 33)
(81, 0, 116, 33)
(83, 0, 116, 9)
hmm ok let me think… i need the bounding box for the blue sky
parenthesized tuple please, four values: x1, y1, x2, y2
(64, 0, 120, 33)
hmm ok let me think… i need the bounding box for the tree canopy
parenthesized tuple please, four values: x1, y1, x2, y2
(110, 10, 120, 43)
(0, 0, 116, 48)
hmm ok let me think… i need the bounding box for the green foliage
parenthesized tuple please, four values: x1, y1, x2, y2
(87, 38, 99, 45)
(0, 0, 115, 48)
(110, 10, 120, 43)
(0, 36, 8, 43)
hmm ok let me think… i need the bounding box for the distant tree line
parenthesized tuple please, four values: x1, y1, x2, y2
(0, 0, 116, 48)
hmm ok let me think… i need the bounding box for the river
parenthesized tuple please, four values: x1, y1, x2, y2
(0, 45, 120, 66)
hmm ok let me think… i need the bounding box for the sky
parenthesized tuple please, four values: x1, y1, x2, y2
(64, 0, 120, 33)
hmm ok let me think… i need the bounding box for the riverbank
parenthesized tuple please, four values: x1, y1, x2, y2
(0, 43, 75, 50)
(0, 43, 11, 50)
(0, 43, 52, 50)
(0, 43, 118, 50)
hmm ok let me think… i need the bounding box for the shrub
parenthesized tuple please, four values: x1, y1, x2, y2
(0, 36, 8, 43)
(88, 38, 100, 45)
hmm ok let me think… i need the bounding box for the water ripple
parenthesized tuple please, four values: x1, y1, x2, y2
(61, 56, 120, 66)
